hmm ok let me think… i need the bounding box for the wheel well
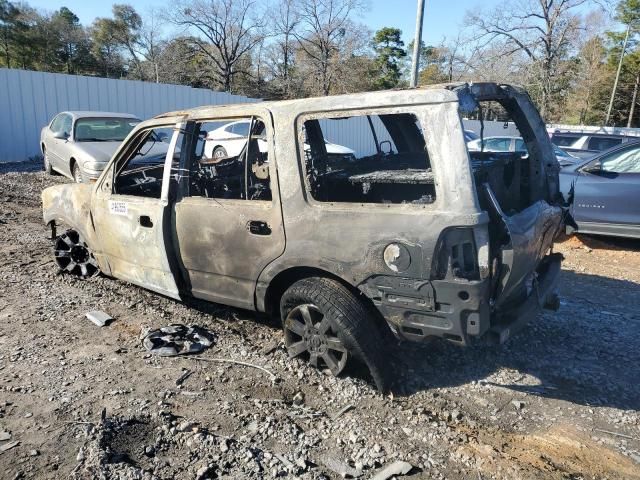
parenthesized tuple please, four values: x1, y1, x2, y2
(263, 267, 391, 336)
(69, 157, 76, 171)
(41, 143, 45, 154)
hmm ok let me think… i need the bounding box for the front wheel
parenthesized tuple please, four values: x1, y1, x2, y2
(72, 162, 82, 183)
(280, 277, 389, 391)
(43, 148, 54, 175)
(54, 229, 99, 278)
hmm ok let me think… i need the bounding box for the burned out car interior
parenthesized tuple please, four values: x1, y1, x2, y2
(302, 113, 436, 205)
(467, 103, 540, 216)
(188, 118, 272, 201)
(113, 127, 178, 199)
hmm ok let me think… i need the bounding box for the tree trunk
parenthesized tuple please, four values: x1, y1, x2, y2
(628, 72, 640, 128)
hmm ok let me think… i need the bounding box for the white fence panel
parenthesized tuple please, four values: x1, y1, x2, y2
(0, 68, 258, 162)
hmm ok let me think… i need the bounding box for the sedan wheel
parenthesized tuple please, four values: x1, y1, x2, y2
(43, 149, 53, 175)
(213, 147, 228, 159)
(54, 229, 99, 279)
(72, 163, 82, 183)
(284, 304, 349, 376)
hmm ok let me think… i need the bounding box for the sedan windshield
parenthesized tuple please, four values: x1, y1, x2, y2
(75, 117, 140, 142)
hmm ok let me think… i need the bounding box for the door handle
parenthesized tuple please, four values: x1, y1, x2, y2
(139, 215, 153, 228)
(247, 220, 271, 236)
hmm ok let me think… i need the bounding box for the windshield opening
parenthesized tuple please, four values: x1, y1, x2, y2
(74, 117, 140, 142)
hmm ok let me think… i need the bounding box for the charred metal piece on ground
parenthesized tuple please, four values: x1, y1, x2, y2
(142, 324, 216, 357)
(54, 229, 99, 278)
(85, 310, 113, 327)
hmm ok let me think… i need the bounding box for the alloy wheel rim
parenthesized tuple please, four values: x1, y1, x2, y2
(284, 304, 348, 376)
(54, 230, 99, 278)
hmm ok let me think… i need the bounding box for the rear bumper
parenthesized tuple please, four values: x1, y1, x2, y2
(486, 252, 562, 344)
(363, 252, 563, 346)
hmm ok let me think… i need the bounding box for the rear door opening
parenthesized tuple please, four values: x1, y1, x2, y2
(453, 84, 565, 310)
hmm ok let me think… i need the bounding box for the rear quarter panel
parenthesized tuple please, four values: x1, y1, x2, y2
(257, 98, 487, 305)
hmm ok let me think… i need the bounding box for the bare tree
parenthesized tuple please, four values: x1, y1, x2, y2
(466, 0, 590, 119)
(267, 0, 299, 97)
(293, 0, 365, 96)
(169, 0, 265, 92)
(137, 8, 165, 83)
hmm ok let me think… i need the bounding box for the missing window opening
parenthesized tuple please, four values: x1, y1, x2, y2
(301, 112, 436, 205)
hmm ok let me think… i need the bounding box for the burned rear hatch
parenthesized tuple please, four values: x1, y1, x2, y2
(453, 83, 566, 310)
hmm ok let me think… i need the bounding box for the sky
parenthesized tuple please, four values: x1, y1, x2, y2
(26, 0, 503, 46)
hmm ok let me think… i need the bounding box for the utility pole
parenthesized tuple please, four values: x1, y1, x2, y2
(410, 0, 426, 88)
(605, 23, 631, 126)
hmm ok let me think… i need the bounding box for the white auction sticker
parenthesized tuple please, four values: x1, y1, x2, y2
(109, 200, 128, 216)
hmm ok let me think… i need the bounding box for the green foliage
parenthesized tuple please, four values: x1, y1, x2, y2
(616, 0, 640, 26)
(371, 27, 405, 89)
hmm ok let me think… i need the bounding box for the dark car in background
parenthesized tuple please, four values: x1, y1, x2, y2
(551, 131, 639, 159)
(560, 141, 640, 239)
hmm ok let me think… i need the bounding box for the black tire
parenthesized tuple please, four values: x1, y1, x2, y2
(43, 147, 53, 175)
(72, 162, 82, 183)
(213, 146, 228, 159)
(280, 277, 390, 392)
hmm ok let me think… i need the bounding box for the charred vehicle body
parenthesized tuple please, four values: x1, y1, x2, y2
(42, 83, 566, 390)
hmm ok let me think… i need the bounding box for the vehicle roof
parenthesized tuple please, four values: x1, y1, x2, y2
(473, 136, 519, 140)
(552, 131, 627, 139)
(155, 84, 467, 120)
(60, 111, 140, 119)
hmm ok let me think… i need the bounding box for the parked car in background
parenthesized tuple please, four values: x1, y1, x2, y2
(466, 135, 578, 166)
(560, 140, 640, 239)
(204, 119, 355, 160)
(550, 131, 639, 159)
(464, 129, 479, 142)
(41, 111, 141, 182)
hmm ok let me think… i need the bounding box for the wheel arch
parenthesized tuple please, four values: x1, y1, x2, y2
(260, 266, 391, 337)
(42, 184, 95, 247)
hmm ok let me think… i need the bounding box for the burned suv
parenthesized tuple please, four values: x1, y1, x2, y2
(42, 83, 565, 390)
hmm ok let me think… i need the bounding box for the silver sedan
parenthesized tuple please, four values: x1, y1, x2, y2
(40, 111, 141, 182)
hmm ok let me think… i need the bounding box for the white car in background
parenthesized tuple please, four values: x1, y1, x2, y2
(204, 120, 355, 159)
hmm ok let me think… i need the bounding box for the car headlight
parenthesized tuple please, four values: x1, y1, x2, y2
(84, 161, 107, 171)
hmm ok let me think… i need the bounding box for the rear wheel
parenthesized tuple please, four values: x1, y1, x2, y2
(54, 229, 99, 278)
(213, 146, 227, 159)
(280, 277, 389, 391)
(72, 162, 82, 183)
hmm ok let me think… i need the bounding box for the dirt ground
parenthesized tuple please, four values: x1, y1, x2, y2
(1, 164, 640, 480)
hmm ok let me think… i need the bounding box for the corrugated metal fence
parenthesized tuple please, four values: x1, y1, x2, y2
(0, 68, 257, 163)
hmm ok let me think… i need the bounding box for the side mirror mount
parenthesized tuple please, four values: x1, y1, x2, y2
(53, 131, 69, 140)
(379, 140, 392, 155)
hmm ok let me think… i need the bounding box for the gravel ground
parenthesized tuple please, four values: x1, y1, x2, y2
(1, 164, 639, 480)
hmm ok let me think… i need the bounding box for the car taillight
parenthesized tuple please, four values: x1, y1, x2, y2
(432, 227, 485, 281)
